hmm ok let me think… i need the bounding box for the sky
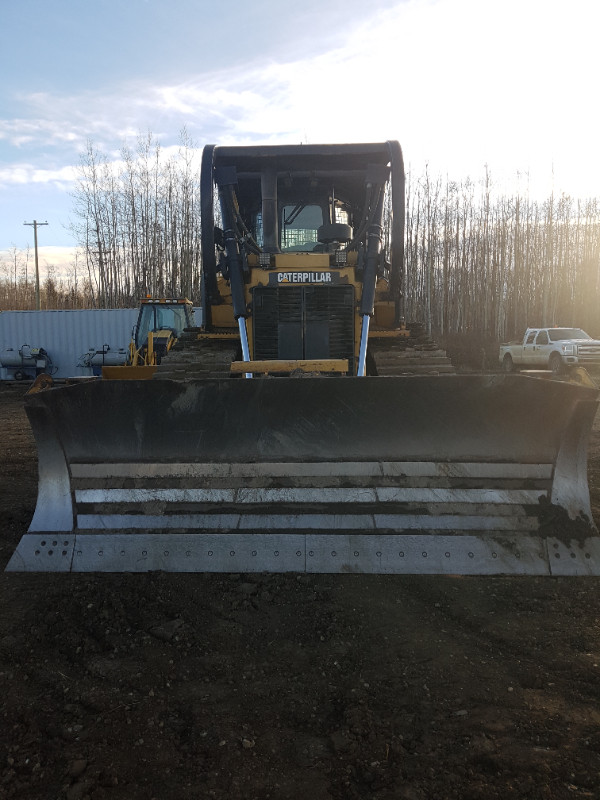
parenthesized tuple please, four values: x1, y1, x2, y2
(1, 0, 599, 273)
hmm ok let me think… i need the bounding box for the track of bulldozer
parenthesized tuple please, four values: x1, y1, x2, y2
(153, 329, 240, 380)
(369, 323, 455, 376)
(154, 323, 455, 379)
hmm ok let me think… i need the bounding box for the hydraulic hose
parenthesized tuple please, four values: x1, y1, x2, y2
(357, 183, 385, 376)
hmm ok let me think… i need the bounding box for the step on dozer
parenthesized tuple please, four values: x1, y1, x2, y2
(6, 373, 600, 575)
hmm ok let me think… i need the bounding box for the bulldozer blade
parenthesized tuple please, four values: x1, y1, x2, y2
(6, 374, 600, 575)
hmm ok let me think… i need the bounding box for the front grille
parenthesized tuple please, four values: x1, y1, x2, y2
(578, 345, 600, 358)
(252, 285, 355, 369)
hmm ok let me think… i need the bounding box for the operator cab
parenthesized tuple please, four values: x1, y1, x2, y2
(134, 300, 195, 349)
(253, 196, 354, 254)
(285, 206, 354, 253)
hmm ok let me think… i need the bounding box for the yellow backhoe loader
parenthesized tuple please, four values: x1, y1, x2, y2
(101, 297, 196, 379)
(7, 142, 600, 575)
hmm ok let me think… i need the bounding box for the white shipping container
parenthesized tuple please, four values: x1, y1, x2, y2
(0, 308, 138, 380)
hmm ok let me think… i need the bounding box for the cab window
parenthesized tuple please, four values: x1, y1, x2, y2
(535, 331, 549, 345)
(548, 328, 590, 341)
(136, 305, 190, 347)
(281, 204, 323, 251)
(526, 331, 537, 345)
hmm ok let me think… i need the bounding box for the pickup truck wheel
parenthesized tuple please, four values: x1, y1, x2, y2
(502, 353, 515, 373)
(549, 352, 564, 375)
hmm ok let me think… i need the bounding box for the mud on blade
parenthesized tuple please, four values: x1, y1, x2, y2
(6, 374, 600, 575)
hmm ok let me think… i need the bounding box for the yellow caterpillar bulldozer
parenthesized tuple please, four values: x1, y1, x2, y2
(7, 141, 600, 574)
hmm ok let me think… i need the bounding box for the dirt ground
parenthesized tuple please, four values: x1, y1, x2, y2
(1, 383, 600, 800)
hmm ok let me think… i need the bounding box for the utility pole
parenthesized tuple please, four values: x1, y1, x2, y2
(24, 219, 48, 310)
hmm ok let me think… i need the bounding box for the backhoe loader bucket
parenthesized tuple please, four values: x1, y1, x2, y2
(6, 374, 600, 575)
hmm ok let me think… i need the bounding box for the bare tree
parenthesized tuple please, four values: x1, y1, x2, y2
(4, 154, 599, 346)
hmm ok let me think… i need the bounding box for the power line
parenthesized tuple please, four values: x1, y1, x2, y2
(24, 220, 48, 310)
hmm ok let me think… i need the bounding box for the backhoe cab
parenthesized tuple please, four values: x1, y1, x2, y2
(99, 298, 195, 380)
(130, 298, 195, 366)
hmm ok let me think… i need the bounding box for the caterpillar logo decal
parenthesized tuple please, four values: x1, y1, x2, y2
(269, 271, 338, 285)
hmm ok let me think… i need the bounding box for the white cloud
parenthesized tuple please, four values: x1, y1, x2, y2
(0, 245, 79, 280)
(0, 163, 78, 187)
(38, 245, 80, 269)
(0, 118, 83, 148)
(1, 0, 599, 206)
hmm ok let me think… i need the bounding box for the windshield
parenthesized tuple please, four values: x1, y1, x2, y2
(548, 328, 591, 341)
(281, 204, 323, 252)
(136, 304, 192, 347)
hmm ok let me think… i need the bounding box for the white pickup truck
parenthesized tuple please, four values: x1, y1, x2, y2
(499, 327, 600, 374)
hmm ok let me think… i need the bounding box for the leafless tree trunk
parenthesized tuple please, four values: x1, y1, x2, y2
(4, 156, 600, 344)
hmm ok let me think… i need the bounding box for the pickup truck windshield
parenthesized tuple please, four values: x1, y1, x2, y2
(548, 328, 590, 341)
